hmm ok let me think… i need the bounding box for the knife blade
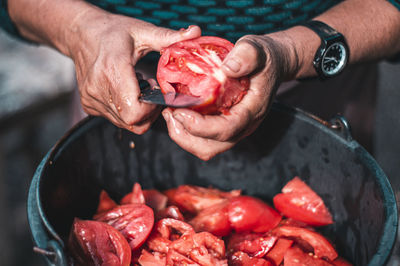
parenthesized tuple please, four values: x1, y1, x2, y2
(139, 79, 201, 108)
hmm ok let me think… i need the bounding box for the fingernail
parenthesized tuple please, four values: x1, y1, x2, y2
(223, 58, 241, 73)
(162, 111, 170, 122)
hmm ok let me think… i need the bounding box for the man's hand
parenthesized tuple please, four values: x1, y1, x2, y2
(68, 11, 201, 134)
(162, 34, 299, 160)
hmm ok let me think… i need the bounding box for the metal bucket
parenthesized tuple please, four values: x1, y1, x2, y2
(27, 102, 398, 265)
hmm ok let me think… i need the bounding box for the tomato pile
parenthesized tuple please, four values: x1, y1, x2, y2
(68, 177, 352, 265)
(157, 36, 249, 115)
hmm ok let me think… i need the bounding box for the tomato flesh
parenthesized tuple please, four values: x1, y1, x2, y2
(68, 219, 131, 266)
(94, 203, 154, 251)
(228, 196, 282, 233)
(273, 177, 333, 226)
(157, 36, 249, 114)
(273, 225, 338, 261)
(283, 246, 333, 266)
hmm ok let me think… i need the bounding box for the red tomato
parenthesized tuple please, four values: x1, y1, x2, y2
(228, 196, 282, 233)
(283, 246, 333, 266)
(157, 36, 249, 114)
(154, 218, 195, 239)
(96, 190, 117, 215)
(143, 189, 168, 212)
(138, 250, 166, 266)
(229, 251, 272, 266)
(94, 203, 154, 251)
(227, 232, 277, 258)
(166, 185, 240, 214)
(189, 201, 231, 237)
(273, 177, 333, 226)
(156, 205, 185, 221)
(273, 226, 338, 261)
(265, 238, 293, 265)
(120, 183, 145, 205)
(68, 219, 131, 266)
(168, 231, 227, 265)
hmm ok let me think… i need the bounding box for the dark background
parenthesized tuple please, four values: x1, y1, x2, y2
(0, 29, 399, 265)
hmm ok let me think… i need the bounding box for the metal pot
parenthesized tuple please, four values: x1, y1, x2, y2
(27, 102, 398, 266)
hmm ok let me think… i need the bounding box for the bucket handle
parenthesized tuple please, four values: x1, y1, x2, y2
(306, 112, 353, 142)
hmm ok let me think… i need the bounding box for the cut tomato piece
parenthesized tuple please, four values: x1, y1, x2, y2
(157, 36, 249, 114)
(229, 251, 273, 266)
(143, 189, 168, 212)
(94, 203, 154, 251)
(228, 196, 282, 233)
(265, 238, 293, 265)
(68, 219, 131, 266)
(283, 246, 333, 266)
(120, 183, 145, 205)
(96, 190, 118, 215)
(168, 231, 227, 266)
(273, 177, 333, 226)
(166, 185, 240, 214)
(189, 201, 231, 237)
(273, 225, 338, 261)
(227, 232, 277, 258)
(138, 250, 166, 266)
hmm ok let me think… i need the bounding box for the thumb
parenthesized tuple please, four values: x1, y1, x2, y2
(222, 39, 266, 78)
(149, 25, 202, 51)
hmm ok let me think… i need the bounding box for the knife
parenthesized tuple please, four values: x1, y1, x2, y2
(138, 79, 201, 108)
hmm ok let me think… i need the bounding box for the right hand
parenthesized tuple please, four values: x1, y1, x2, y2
(66, 9, 201, 134)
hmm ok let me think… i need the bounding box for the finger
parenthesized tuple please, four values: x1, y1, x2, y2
(127, 104, 162, 135)
(82, 103, 127, 129)
(145, 25, 202, 51)
(109, 64, 159, 127)
(222, 36, 266, 78)
(169, 107, 252, 142)
(162, 109, 233, 161)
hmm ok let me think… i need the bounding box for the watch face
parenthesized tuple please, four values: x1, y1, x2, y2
(321, 42, 347, 76)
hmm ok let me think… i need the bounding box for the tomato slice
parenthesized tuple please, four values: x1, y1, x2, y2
(168, 231, 227, 265)
(94, 203, 154, 251)
(265, 238, 293, 265)
(138, 250, 166, 266)
(156, 205, 185, 221)
(157, 36, 249, 114)
(120, 183, 145, 205)
(229, 251, 273, 266)
(283, 246, 333, 266)
(273, 226, 338, 261)
(143, 189, 168, 212)
(228, 196, 282, 233)
(166, 185, 240, 214)
(96, 190, 118, 215)
(68, 219, 131, 266)
(273, 177, 333, 226)
(189, 201, 231, 237)
(227, 232, 277, 258)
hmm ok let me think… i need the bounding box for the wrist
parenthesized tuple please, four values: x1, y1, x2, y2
(268, 26, 321, 80)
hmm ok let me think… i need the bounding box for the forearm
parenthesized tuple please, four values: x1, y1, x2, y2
(271, 0, 400, 79)
(8, 0, 107, 57)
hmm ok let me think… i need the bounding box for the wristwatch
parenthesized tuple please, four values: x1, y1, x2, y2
(301, 20, 349, 79)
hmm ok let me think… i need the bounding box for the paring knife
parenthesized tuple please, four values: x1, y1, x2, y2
(138, 79, 201, 108)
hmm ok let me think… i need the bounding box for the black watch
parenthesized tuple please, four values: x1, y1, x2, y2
(301, 20, 349, 79)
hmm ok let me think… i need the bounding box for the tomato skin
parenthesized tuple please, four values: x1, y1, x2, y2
(273, 177, 333, 226)
(229, 251, 273, 266)
(227, 232, 277, 258)
(189, 201, 231, 237)
(157, 36, 249, 114)
(94, 203, 154, 251)
(228, 196, 282, 233)
(273, 225, 338, 261)
(265, 238, 293, 265)
(138, 250, 166, 266)
(166, 185, 240, 214)
(68, 219, 131, 266)
(283, 246, 333, 266)
(120, 183, 145, 205)
(96, 190, 118, 215)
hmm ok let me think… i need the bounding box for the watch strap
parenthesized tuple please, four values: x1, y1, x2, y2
(300, 20, 340, 40)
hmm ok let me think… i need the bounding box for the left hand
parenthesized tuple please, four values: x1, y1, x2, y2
(162, 34, 298, 161)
